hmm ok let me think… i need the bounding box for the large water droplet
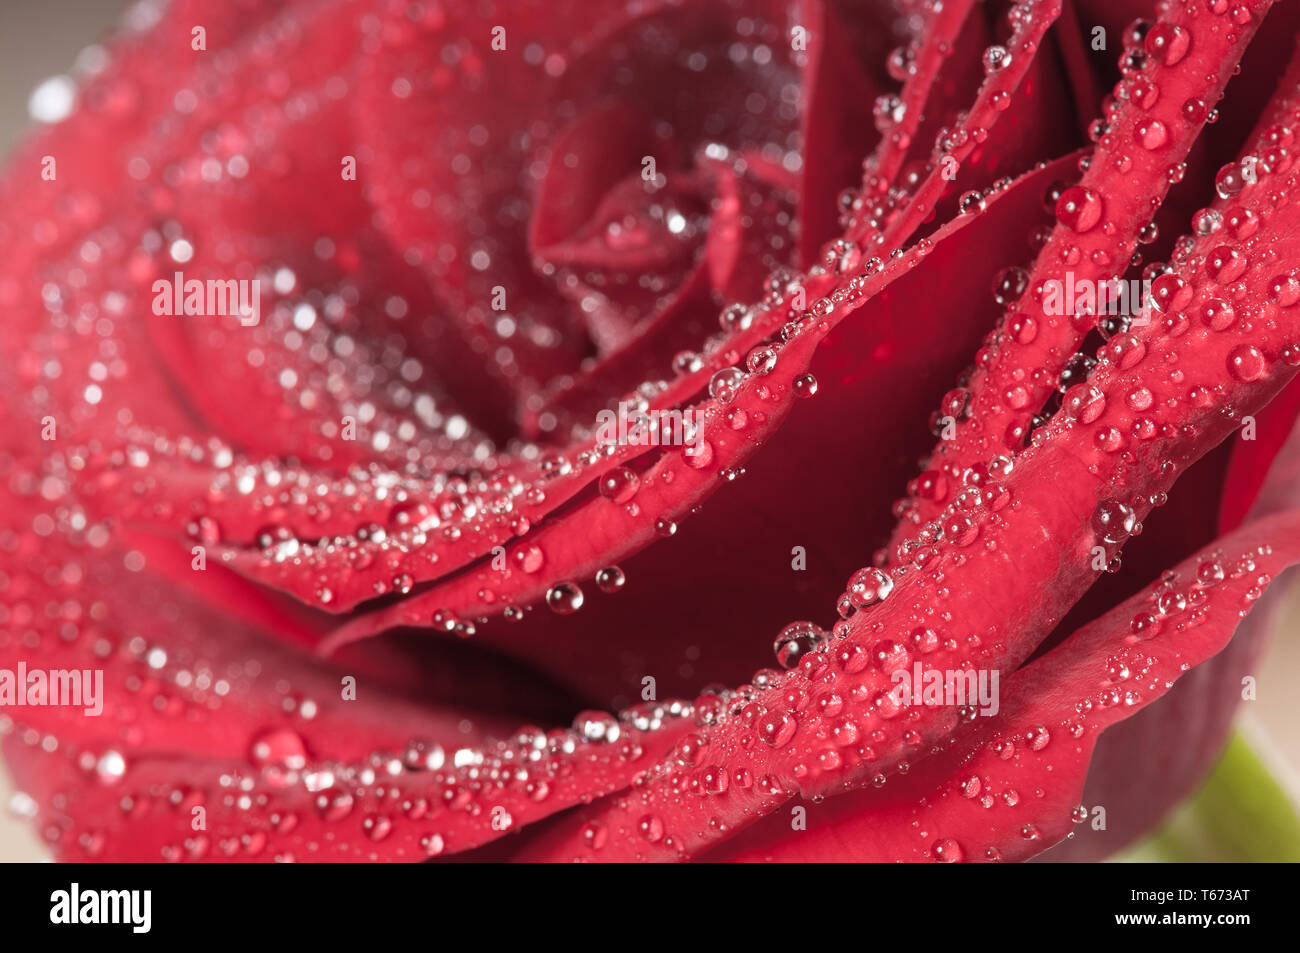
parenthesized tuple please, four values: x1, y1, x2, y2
(546, 581, 584, 614)
(932, 838, 964, 862)
(709, 367, 744, 402)
(598, 466, 639, 503)
(1227, 345, 1267, 382)
(759, 711, 798, 748)
(847, 567, 895, 608)
(1092, 498, 1136, 544)
(1055, 186, 1103, 232)
(982, 45, 1012, 74)
(1144, 23, 1190, 66)
(773, 621, 827, 669)
(595, 566, 625, 593)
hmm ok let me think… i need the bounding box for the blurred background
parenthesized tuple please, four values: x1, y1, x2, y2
(1, 0, 131, 864)
(1, 0, 1297, 863)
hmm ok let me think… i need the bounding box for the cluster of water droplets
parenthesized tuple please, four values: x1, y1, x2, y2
(841, 0, 1054, 245)
(891, 3, 1300, 553)
(8, 0, 1293, 864)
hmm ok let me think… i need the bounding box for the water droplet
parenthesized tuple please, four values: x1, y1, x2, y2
(759, 711, 798, 748)
(718, 303, 752, 333)
(515, 545, 546, 574)
(638, 814, 665, 843)
(1144, 23, 1190, 66)
(598, 466, 640, 503)
(773, 621, 827, 669)
(545, 582, 584, 614)
(1200, 298, 1235, 331)
(932, 838, 964, 862)
(95, 750, 127, 785)
(746, 347, 778, 375)
(887, 45, 916, 80)
(992, 267, 1029, 306)
(576, 711, 621, 743)
(1206, 246, 1246, 283)
(1134, 118, 1169, 150)
(847, 567, 894, 608)
(315, 788, 354, 821)
(1058, 353, 1096, 391)
(362, 815, 392, 841)
(595, 566, 625, 593)
(1056, 186, 1103, 232)
(580, 822, 608, 850)
(247, 728, 307, 788)
(872, 94, 906, 131)
(1093, 498, 1136, 543)
(709, 367, 744, 402)
(982, 45, 1012, 74)
(1215, 162, 1247, 199)
(1268, 274, 1300, 307)
(1192, 208, 1222, 236)
(1227, 345, 1267, 382)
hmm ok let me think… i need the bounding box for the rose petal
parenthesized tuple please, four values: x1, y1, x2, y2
(892, 0, 1276, 545)
(701, 507, 1300, 862)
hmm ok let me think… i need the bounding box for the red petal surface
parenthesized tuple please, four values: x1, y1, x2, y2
(891, 0, 1275, 544)
(3, 0, 1300, 864)
(518, 147, 1300, 858)
(704, 508, 1300, 862)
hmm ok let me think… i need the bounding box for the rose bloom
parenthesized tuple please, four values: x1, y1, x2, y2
(1, 0, 1299, 863)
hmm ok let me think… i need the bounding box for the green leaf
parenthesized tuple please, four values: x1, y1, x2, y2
(1113, 730, 1300, 862)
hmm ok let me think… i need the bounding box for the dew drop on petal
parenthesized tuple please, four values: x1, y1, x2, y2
(773, 621, 826, 669)
(595, 566, 625, 593)
(1144, 23, 1190, 65)
(1092, 498, 1136, 543)
(1227, 345, 1267, 382)
(545, 582, 584, 614)
(1055, 186, 1103, 232)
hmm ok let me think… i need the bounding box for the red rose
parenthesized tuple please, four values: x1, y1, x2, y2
(2, 0, 1299, 862)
